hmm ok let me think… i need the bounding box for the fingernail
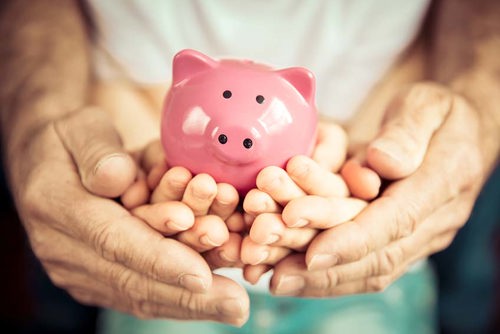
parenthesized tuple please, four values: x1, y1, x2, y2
(308, 254, 339, 271)
(288, 218, 308, 228)
(166, 220, 190, 231)
(217, 298, 244, 317)
(94, 153, 128, 175)
(200, 235, 222, 247)
(178, 274, 207, 293)
(265, 234, 280, 244)
(219, 250, 237, 263)
(370, 139, 405, 163)
(274, 275, 305, 296)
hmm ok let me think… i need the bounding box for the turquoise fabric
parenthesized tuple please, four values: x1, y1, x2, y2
(97, 260, 436, 334)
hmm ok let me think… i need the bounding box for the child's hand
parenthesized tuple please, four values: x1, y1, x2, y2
(242, 156, 367, 283)
(240, 121, 381, 284)
(127, 141, 244, 269)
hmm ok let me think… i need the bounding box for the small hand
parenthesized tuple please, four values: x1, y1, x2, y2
(133, 140, 244, 269)
(241, 122, 368, 283)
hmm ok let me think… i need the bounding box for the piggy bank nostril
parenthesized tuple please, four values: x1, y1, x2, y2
(218, 134, 228, 144)
(243, 138, 253, 149)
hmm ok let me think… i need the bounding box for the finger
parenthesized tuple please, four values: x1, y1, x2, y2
(131, 201, 195, 236)
(54, 106, 137, 197)
(26, 126, 213, 293)
(35, 213, 213, 294)
(271, 230, 454, 297)
(305, 191, 473, 285)
(243, 264, 273, 285)
(53, 264, 249, 325)
(147, 159, 168, 190)
(226, 212, 246, 233)
(340, 158, 381, 200)
(209, 183, 240, 221)
(270, 253, 407, 297)
(304, 99, 481, 270)
(243, 213, 256, 230)
(367, 83, 453, 179)
(282, 195, 367, 228)
(312, 121, 347, 172)
(286, 155, 349, 197)
(240, 236, 291, 265)
(242, 188, 281, 216)
(176, 215, 230, 252)
(249, 213, 318, 251)
(203, 233, 243, 269)
(151, 166, 192, 203)
(121, 169, 150, 209)
(256, 166, 305, 206)
(133, 274, 250, 326)
(141, 140, 165, 174)
(182, 174, 218, 216)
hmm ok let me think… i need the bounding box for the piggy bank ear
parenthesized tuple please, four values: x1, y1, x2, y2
(277, 67, 316, 104)
(172, 49, 217, 85)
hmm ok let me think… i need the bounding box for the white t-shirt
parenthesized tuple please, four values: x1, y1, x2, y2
(86, 0, 431, 291)
(87, 0, 430, 123)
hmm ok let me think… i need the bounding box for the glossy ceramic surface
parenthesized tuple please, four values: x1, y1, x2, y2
(161, 49, 318, 195)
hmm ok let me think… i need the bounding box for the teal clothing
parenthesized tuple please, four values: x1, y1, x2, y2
(97, 260, 436, 334)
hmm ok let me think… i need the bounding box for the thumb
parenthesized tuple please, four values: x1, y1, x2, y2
(340, 148, 381, 200)
(54, 106, 137, 197)
(312, 121, 348, 172)
(366, 83, 453, 179)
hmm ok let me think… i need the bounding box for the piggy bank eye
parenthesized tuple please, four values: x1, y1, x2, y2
(218, 134, 228, 144)
(256, 95, 265, 104)
(223, 90, 232, 99)
(243, 138, 253, 149)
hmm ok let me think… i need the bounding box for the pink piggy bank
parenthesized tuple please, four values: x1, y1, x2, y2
(161, 49, 318, 195)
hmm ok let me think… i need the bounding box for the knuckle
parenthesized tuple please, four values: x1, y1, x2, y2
(68, 288, 100, 307)
(111, 267, 150, 303)
(404, 82, 451, 113)
(133, 301, 157, 319)
(19, 167, 51, 223)
(325, 268, 340, 289)
(433, 232, 457, 253)
(91, 221, 119, 262)
(376, 247, 403, 276)
(366, 275, 392, 292)
(46, 269, 69, 289)
(175, 289, 203, 318)
(395, 199, 419, 238)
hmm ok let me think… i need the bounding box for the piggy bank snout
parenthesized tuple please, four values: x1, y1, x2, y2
(212, 125, 262, 165)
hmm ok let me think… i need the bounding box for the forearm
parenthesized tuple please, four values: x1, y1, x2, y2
(426, 0, 500, 171)
(0, 0, 90, 163)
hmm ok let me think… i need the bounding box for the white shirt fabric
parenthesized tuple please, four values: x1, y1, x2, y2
(86, 0, 431, 291)
(87, 0, 430, 123)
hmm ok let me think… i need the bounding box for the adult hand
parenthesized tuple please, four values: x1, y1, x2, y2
(7, 106, 249, 325)
(270, 83, 494, 296)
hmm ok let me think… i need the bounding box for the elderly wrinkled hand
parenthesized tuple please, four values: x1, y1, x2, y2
(269, 83, 490, 297)
(10, 107, 249, 325)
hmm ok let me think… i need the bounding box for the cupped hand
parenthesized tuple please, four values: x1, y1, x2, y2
(270, 83, 491, 297)
(7, 107, 249, 325)
(241, 122, 368, 283)
(131, 140, 244, 270)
